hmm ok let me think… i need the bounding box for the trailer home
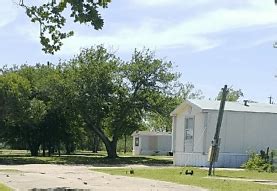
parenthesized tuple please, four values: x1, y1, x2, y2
(171, 100, 277, 167)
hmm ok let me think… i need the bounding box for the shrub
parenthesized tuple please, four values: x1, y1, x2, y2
(242, 151, 275, 172)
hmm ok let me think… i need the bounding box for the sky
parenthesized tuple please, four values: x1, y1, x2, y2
(1, 0, 277, 103)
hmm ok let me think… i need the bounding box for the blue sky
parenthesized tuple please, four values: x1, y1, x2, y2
(1, 0, 277, 102)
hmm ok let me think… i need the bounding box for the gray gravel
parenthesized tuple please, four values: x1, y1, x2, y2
(0, 164, 207, 191)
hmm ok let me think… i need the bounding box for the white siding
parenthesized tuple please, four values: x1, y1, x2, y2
(132, 135, 140, 155)
(174, 105, 205, 153)
(205, 111, 277, 154)
(133, 134, 172, 156)
(157, 135, 172, 152)
(175, 111, 185, 152)
(174, 152, 249, 167)
(193, 112, 206, 153)
(244, 113, 277, 152)
(173, 103, 277, 167)
(172, 116, 177, 152)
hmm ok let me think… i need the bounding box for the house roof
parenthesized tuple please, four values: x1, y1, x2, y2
(131, 131, 171, 136)
(171, 99, 277, 115)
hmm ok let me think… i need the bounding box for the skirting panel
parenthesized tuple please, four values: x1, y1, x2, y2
(174, 152, 249, 167)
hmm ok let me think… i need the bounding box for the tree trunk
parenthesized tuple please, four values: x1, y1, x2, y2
(92, 135, 99, 153)
(58, 143, 61, 157)
(30, 149, 38, 156)
(42, 141, 46, 157)
(124, 134, 127, 154)
(29, 144, 39, 156)
(66, 145, 71, 155)
(42, 147, 45, 157)
(87, 122, 118, 159)
(104, 139, 118, 158)
(48, 145, 51, 157)
(28, 139, 40, 157)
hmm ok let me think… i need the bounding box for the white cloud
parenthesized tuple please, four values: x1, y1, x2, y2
(58, 0, 277, 54)
(0, 1, 18, 27)
(172, 3, 277, 36)
(58, 21, 220, 56)
(19, 0, 277, 56)
(129, 0, 210, 7)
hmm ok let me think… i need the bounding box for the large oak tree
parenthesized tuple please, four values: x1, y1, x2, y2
(69, 46, 179, 158)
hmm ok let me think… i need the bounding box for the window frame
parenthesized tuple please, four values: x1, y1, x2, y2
(184, 117, 195, 140)
(135, 137, 139, 146)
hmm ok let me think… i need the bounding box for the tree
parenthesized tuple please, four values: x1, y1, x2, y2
(0, 64, 86, 156)
(143, 96, 179, 132)
(178, 82, 204, 101)
(21, 63, 86, 156)
(144, 82, 204, 132)
(0, 71, 44, 155)
(19, 0, 111, 54)
(217, 88, 243, 101)
(70, 46, 179, 158)
(0, 46, 180, 158)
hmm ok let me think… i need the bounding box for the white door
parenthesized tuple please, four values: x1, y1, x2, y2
(184, 117, 194, 153)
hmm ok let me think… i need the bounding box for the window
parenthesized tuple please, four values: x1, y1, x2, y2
(185, 118, 194, 140)
(135, 137, 139, 146)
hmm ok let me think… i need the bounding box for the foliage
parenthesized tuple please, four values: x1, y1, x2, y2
(178, 82, 204, 100)
(117, 135, 133, 153)
(0, 64, 86, 156)
(0, 46, 179, 158)
(242, 151, 275, 172)
(19, 0, 111, 54)
(144, 82, 204, 132)
(217, 88, 243, 101)
(67, 46, 179, 158)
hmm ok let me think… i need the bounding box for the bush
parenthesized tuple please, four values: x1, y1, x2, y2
(242, 152, 275, 172)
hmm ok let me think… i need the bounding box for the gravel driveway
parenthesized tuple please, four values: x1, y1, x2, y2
(0, 164, 206, 191)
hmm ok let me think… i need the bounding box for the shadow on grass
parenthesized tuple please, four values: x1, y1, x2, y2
(214, 175, 247, 179)
(30, 187, 90, 191)
(0, 155, 173, 166)
(0, 157, 49, 165)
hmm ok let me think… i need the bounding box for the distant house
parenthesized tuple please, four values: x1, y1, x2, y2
(132, 131, 172, 156)
(171, 99, 277, 167)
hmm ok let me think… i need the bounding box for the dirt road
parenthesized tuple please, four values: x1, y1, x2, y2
(0, 164, 206, 191)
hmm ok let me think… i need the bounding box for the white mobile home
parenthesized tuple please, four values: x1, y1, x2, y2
(132, 131, 172, 156)
(171, 100, 277, 167)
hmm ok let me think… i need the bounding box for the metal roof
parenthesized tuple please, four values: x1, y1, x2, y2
(131, 131, 171, 136)
(187, 99, 277, 114)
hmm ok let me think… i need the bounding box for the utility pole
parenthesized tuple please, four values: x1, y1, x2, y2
(208, 85, 228, 176)
(269, 96, 273, 104)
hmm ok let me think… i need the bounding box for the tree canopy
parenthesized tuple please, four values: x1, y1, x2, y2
(19, 0, 111, 54)
(144, 82, 204, 132)
(217, 87, 243, 102)
(0, 46, 180, 158)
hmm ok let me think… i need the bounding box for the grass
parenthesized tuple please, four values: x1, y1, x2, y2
(1, 149, 277, 190)
(93, 167, 277, 191)
(0, 169, 21, 173)
(0, 149, 173, 166)
(215, 169, 277, 181)
(0, 184, 11, 191)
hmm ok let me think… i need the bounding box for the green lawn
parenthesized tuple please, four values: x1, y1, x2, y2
(0, 184, 11, 191)
(0, 149, 172, 165)
(215, 169, 277, 182)
(93, 167, 277, 191)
